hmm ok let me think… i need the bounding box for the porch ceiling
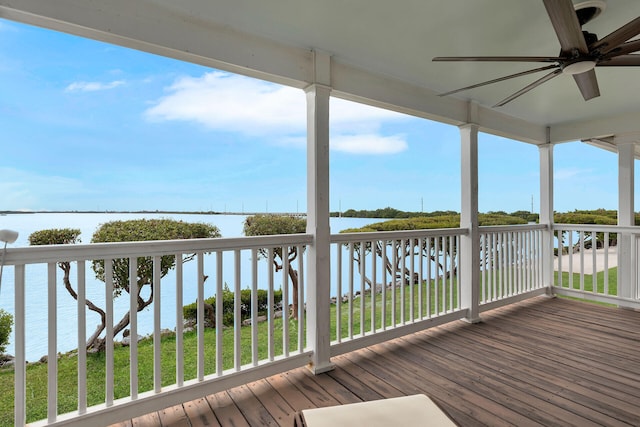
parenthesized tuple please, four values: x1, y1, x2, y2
(1, 0, 639, 145)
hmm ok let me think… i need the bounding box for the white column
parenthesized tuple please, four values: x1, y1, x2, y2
(460, 123, 481, 323)
(305, 51, 334, 374)
(539, 143, 555, 293)
(617, 141, 635, 299)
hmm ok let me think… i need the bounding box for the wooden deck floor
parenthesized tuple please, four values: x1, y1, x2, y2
(111, 296, 640, 427)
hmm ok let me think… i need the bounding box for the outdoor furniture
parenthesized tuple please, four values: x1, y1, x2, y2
(293, 394, 458, 427)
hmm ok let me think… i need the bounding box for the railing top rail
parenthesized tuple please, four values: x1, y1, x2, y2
(2, 233, 314, 265)
(552, 223, 640, 234)
(330, 227, 467, 243)
(479, 223, 547, 233)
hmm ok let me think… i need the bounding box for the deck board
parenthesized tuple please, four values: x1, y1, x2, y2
(112, 297, 640, 426)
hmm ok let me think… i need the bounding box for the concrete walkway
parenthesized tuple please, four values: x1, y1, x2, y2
(554, 247, 617, 274)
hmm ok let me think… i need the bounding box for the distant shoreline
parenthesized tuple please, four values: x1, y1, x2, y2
(0, 210, 304, 216)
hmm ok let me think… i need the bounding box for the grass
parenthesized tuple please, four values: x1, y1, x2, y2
(2, 265, 620, 426)
(0, 278, 462, 425)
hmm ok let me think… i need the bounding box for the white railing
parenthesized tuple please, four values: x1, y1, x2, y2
(553, 224, 640, 307)
(8, 222, 637, 425)
(329, 228, 467, 356)
(479, 224, 546, 308)
(5, 234, 312, 426)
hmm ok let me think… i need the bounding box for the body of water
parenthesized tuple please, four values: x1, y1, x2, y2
(0, 212, 376, 360)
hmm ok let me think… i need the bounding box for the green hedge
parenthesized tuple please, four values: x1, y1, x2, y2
(183, 288, 283, 327)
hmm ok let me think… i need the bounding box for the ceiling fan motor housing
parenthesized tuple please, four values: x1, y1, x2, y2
(572, 0, 607, 26)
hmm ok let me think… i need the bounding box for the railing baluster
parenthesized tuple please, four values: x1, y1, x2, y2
(348, 242, 354, 338)
(251, 248, 259, 366)
(297, 245, 305, 352)
(418, 237, 423, 319)
(129, 257, 139, 398)
(391, 240, 397, 325)
(426, 237, 431, 317)
(335, 244, 342, 342)
(400, 239, 406, 324)
(47, 262, 57, 423)
(174, 254, 183, 387)
(436, 237, 441, 314)
(371, 240, 377, 332)
(282, 246, 289, 357)
(153, 255, 162, 393)
(215, 251, 223, 375)
(268, 248, 275, 360)
(409, 238, 415, 322)
(234, 249, 242, 370)
(360, 240, 366, 335)
(77, 261, 87, 413)
(197, 253, 205, 380)
(381, 240, 388, 329)
(105, 259, 114, 407)
(14, 265, 26, 427)
(604, 232, 610, 295)
(579, 231, 585, 291)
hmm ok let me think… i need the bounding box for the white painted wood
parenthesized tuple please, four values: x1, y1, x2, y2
(174, 254, 183, 387)
(129, 257, 139, 399)
(618, 142, 635, 299)
(305, 59, 333, 372)
(251, 248, 259, 366)
(297, 245, 305, 352)
(233, 250, 241, 370)
(77, 261, 87, 413)
(14, 265, 26, 427)
(460, 123, 481, 322)
(47, 262, 57, 422)
(267, 248, 275, 360)
(153, 256, 162, 393)
(105, 259, 114, 407)
(335, 244, 342, 343)
(197, 253, 205, 380)
(215, 251, 223, 375)
(359, 240, 366, 336)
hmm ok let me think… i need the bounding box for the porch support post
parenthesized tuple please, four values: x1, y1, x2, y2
(539, 142, 555, 293)
(617, 140, 635, 300)
(460, 122, 481, 323)
(305, 50, 334, 374)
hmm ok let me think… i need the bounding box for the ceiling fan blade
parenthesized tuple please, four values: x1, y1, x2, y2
(598, 54, 640, 66)
(603, 39, 640, 58)
(493, 69, 562, 107)
(432, 56, 562, 62)
(573, 69, 600, 101)
(542, 0, 588, 54)
(590, 17, 640, 55)
(438, 65, 559, 97)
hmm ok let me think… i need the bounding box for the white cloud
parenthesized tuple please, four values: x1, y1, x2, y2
(145, 71, 411, 154)
(555, 167, 592, 180)
(332, 134, 408, 154)
(65, 80, 125, 92)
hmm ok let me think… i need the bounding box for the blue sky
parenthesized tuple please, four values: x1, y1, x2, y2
(0, 19, 629, 214)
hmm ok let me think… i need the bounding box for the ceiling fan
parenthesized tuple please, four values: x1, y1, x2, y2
(433, 0, 640, 107)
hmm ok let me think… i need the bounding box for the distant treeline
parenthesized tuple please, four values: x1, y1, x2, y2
(333, 207, 539, 223)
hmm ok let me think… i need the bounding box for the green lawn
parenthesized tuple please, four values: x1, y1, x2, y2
(0, 266, 618, 425)
(0, 278, 462, 425)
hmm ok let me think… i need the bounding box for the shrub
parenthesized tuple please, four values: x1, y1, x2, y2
(183, 288, 283, 327)
(0, 309, 13, 354)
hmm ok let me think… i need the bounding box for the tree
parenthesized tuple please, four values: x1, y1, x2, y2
(28, 228, 110, 348)
(0, 309, 12, 354)
(243, 215, 306, 319)
(30, 219, 220, 351)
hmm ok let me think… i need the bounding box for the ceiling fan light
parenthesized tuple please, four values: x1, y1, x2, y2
(562, 60, 597, 75)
